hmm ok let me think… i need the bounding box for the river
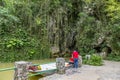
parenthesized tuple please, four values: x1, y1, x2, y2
(0, 59, 55, 80)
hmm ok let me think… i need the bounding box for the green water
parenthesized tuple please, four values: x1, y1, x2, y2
(0, 59, 55, 80)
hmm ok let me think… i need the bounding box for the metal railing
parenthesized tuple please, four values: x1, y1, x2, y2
(0, 67, 15, 72)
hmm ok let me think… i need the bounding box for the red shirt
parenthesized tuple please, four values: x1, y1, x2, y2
(69, 58, 74, 62)
(72, 51, 79, 58)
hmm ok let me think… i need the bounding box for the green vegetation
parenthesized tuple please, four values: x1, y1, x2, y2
(0, 0, 120, 62)
(106, 54, 120, 61)
(83, 54, 103, 66)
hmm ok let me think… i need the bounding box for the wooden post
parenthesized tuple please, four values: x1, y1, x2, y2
(14, 61, 29, 80)
(78, 55, 82, 67)
(56, 58, 65, 74)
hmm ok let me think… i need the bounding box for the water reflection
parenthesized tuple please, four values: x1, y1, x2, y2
(29, 75, 44, 80)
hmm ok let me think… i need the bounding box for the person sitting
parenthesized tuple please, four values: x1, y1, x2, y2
(69, 57, 74, 65)
(66, 57, 74, 68)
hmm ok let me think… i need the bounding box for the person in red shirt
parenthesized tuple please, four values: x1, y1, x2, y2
(69, 57, 74, 64)
(72, 50, 79, 68)
(66, 57, 74, 68)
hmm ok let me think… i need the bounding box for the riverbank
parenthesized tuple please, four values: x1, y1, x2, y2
(39, 60, 120, 80)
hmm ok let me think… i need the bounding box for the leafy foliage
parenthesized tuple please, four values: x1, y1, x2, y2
(83, 54, 103, 66)
(0, 0, 120, 62)
(106, 54, 120, 61)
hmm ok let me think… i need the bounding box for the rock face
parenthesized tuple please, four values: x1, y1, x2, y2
(78, 55, 82, 67)
(51, 46, 60, 54)
(99, 52, 107, 59)
(56, 58, 65, 74)
(51, 46, 60, 57)
(14, 61, 29, 80)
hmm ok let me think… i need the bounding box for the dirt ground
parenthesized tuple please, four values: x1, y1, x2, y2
(39, 60, 120, 80)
